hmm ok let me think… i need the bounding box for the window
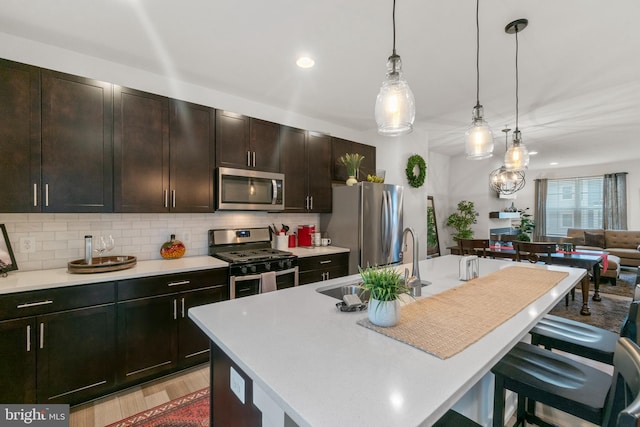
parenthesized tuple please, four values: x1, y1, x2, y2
(545, 176, 603, 236)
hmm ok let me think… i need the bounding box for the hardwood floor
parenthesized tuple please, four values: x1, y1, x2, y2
(69, 364, 209, 427)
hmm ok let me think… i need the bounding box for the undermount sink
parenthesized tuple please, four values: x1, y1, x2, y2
(317, 280, 431, 301)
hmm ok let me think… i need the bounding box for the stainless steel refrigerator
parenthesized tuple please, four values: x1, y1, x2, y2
(320, 182, 404, 275)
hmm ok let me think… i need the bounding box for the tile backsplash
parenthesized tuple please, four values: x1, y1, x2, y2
(0, 212, 320, 272)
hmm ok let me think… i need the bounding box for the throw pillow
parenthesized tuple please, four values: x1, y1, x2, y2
(584, 231, 605, 248)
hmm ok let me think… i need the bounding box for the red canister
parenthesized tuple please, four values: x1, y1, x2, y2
(297, 225, 315, 247)
(288, 234, 296, 248)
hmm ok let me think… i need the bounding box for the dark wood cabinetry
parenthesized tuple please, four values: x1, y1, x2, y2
(216, 110, 280, 172)
(332, 137, 377, 182)
(41, 70, 114, 212)
(298, 252, 349, 285)
(281, 128, 332, 212)
(0, 282, 116, 405)
(0, 59, 40, 213)
(117, 269, 228, 386)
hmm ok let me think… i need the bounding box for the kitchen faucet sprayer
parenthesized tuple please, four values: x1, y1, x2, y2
(402, 227, 421, 297)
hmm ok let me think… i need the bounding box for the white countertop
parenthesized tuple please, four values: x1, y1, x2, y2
(189, 255, 586, 427)
(0, 246, 350, 295)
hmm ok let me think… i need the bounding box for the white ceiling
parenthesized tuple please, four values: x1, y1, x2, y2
(1, 0, 639, 171)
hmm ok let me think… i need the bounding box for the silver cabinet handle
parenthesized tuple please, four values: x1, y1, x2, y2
(310, 196, 313, 210)
(18, 300, 53, 309)
(164, 189, 168, 208)
(181, 297, 185, 318)
(39, 322, 44, 349)
(173, 299, 177, 320)
(326, 272, 330, 280)
(247, 151, 251, 167)
(33, 183, 38, 207)
(171, 190, 176, 208)
(319, 260, 332, 265)
(26, 325, 31, 352)
(45, 184, 49, 207)
(168, 280, 190, 287)
(252, 151, 256, 167)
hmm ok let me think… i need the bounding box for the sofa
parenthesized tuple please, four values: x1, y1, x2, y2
(566, 228, 640, 267)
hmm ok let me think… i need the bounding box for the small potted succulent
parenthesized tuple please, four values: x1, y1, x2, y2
(337, 153, 365, 186)
(359, 265, 410, 327)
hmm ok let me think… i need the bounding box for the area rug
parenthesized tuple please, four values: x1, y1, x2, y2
(106, 388, 209, 427)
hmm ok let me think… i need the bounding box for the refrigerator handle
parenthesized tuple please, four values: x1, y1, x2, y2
(381, 190, 390, 260)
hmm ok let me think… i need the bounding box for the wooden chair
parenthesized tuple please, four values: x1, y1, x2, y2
(492, 337, 640, 427)
(513, 241, 557, 264)
(457, 238, 490, 258)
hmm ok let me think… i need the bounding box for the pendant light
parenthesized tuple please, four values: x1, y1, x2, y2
(375, 0, 415, 136)
(504, 19, 530, 171)
(464, 0, 494, 159)
(489, 127, 526, 195)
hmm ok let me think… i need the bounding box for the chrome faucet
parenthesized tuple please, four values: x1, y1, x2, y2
(402, 227, 422, 297)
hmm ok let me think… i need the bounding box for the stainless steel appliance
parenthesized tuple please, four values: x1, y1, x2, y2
(216, 167, 285, 211)
(320, 182, 404, 274)
(208, 228, 298, 299)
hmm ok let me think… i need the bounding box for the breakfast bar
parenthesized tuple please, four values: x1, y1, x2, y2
(189, 256, 586, 426)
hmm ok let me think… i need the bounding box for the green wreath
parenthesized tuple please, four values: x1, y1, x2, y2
(405, 154, 426, 188)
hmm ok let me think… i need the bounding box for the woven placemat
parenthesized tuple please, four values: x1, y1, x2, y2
(357, 266, 569, 359)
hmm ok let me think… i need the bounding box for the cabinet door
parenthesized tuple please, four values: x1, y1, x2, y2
(37, 304, 116, 405)
(307, 133, 332, 212)
(0, 317, 36, 403)
(117, 295, 178, 385)
(114, 86, 170, 212)
(215, 110, 250, 169)
(41, 70, 113, 212)
(178, 284, 227, 368)
(250, 118, 280, 172)
(280, 126, 308, 212)
(169, 100, 215, 212)
(354, 142, 376, 181)
(0, 59, 41, 213)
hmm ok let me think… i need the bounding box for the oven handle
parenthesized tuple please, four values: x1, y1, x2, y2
(230, 266, 299, 299)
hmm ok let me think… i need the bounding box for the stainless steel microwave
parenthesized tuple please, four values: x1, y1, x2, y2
(216, 167, 285, 211)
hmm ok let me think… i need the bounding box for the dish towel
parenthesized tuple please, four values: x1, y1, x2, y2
(260, 271, 277, 293)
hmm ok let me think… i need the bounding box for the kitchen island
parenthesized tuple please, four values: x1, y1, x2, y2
(189, 255, 586, 426)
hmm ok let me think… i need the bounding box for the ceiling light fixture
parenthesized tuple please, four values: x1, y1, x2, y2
(296, 56, 315, 69)
(374, 0, 415, 136)
(489, 127, 526, 195)
(464, 0, 494, 159)
(504, 19, 530, 171)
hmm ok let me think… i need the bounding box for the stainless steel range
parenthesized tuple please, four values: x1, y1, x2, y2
(208, 228, 298, 299)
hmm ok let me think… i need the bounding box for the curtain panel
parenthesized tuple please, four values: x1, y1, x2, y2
(533, 179, 547, 241)
(603, 172, 628, 230)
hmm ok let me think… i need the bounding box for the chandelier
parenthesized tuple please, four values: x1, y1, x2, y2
(489, 127, 526, 194)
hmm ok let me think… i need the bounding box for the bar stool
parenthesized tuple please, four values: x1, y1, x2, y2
(433, 409, 481, 426)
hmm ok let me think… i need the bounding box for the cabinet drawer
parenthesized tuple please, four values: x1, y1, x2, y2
(300, 265, 349, 285)
(117, 269, 228, 301)
(0, 282, 115, 321)
(298, 252, 349, 272)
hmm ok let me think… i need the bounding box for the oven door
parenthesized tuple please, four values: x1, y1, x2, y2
(230, 266, 298, 299)
(217, 167, 284, 211)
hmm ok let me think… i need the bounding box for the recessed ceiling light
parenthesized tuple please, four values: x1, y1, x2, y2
(529, 151, 538, 155)
(549, 162, 559, 166)
(296, 56, 315, 68)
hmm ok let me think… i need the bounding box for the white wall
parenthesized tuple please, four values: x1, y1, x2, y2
(0, 33, 431, 268)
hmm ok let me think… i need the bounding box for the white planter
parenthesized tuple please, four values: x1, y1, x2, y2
(368, 298, 400, 327)
(346, 176, 358, 186)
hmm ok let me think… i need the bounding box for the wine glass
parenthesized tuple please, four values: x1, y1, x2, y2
(93, 235, 106, 264)
(104, 235, 115, 261)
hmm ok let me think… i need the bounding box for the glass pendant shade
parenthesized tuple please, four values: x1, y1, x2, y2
(465, 105, 494, 159)
(504, 130, 530, 170)
(375, 55, 415, 136)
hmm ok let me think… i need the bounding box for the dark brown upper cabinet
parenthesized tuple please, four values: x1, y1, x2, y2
(281, 128, 331, 213)
(0, 59, 41, 213)
(331, 137, 376, 183)
(114, 86, 170, 212)
(40, 70, 114, 212)
(215, 110, 280, 172)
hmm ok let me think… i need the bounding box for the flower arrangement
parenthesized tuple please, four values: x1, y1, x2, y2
(337, 153, 365, 177)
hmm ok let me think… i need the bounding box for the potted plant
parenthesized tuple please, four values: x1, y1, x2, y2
(515, 208, 535, 241)
(359, 265, 410, 327)
(446, 200, 479, 241)
(337, 153, 365, 186)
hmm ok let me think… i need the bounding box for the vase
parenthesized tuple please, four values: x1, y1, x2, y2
(368, 298, 400, 327)
(346, 176, 358, 186)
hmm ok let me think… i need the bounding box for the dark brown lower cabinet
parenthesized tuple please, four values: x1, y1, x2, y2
(0, 317, 37, 403)
(116, 269, 228, 387)
(298, 252, 349, 285)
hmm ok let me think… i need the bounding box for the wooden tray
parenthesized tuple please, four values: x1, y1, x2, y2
(68, 256, 137, 274)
